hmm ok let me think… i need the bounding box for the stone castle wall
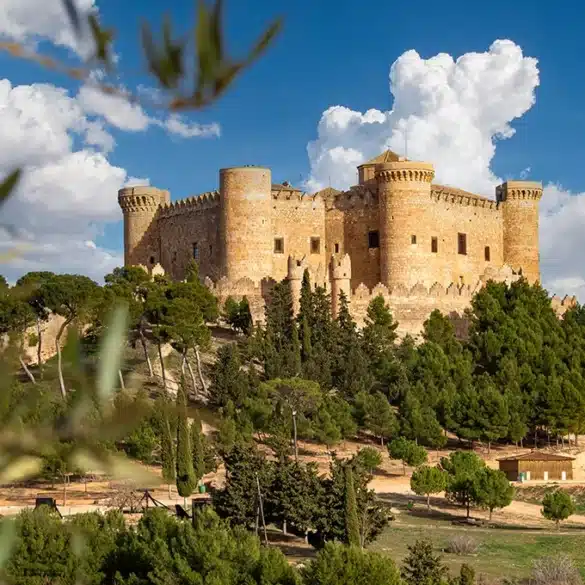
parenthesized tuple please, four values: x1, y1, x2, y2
(157, 192, 221, 281)
(205, 264, 578, 340)
(326, 188, 381, 290)
(119, 151, 544, 337)
(272, 190, 327, 282)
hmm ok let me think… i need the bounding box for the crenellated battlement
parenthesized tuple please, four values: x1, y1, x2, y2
(375, 161, 435, 184)
(158, 191, 220, 218)
(272, 188, 325, 207)
(431, 184, 499, 210)
(287, 255, 308, 280)
(331, 185, 378, 210)
(118, 186, 170, 213)
(550, 294, 578, 316)
(496, 180, 543, 202)
(331, 253, 352, 280)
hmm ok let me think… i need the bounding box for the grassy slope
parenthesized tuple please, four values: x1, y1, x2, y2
(515, 485, 585, 514)
(369, 510, 585, 581)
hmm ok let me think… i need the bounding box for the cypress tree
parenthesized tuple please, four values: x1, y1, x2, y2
(289, 324, 302, 376)
(176, 378, 196, 499)
(298, 269, 313, 325)
(160, 402, 175, 499)
(190, 411, 206, 483)
(238, 296, 253, 335)
(301, 315, 312, 361)
(344, 464, 360, 547)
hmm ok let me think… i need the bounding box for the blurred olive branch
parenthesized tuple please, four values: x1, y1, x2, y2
(0, 0, 281, 564)
(0, 0, 282, 113)
(0, 0, 282, 214)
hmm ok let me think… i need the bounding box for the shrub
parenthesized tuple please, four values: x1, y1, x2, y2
(301, 542, 401, 585)
(354, 446, 383, 474)
(446, 535, 479, 555)
(531, 554, 583, 585)
(541, 490, 576, 529)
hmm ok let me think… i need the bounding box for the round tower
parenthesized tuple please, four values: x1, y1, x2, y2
(376, 160, 435, 289)
(219, 166, 273, 283)
(497, 180, 543, 284)
(118, 186, 170, 267)
(330, 254, 352, 317)
(287, 255, 307, 315)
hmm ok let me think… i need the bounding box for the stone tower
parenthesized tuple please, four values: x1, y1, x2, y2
(330, 254, 352, 317)
(497, 180, 543, 284)
(219, 167, 273, 283)
(118, 186, 170, 267)
(287, 255, 307, 315)
(376, 159, 435, 289)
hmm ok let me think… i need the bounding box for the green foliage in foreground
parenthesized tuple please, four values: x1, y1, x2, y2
(1, 506, 299, 585)
(0, 506, 429, 585)
(301, 542, 401, 585)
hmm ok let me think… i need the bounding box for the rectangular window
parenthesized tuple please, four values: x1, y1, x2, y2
(458, 233, 467, 255)
(431, 237, 438, 253)
(274, 237, 284, 254)
(334, 242, 340, 254)
(484, 246, 490, 261)
(209, 244, 213, 255)
(310, 237, 321, 254)
(411, 234, 417, 245)
(192, 243, 199, 260)
(368, 230, 380, 249)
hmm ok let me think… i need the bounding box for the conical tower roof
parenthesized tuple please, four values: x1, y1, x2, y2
(357, 149, 401, 167)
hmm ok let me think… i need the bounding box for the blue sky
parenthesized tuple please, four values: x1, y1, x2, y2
(1, 0, 585, 297)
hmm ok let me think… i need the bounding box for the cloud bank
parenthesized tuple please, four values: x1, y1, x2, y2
(306, 40, 585, 300)
(0, 0, 220, 282)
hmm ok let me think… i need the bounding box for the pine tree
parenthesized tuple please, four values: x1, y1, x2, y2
(471, 467, 514, 521)
(223, 296, 240, 330)
(344, 464, 360, 547)
(175, 378, 196, 499)
(410, 465, 446, 511)
(362, 391, 398, 446)
(362, 295, 398, 367)
(333, 292, 373, 397)
(209, 344, 250, 408)
(401, 539, 448, 585)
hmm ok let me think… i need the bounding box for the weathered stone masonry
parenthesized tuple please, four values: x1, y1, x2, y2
(119, 151, 576, 337)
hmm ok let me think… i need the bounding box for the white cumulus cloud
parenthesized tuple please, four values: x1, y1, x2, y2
(0, 1, 221, 282)
(306, 39, 585, 301)
(0, 0, 98, 57)
(307, 39, 538, 195)
(77, 85, 222, 138)
(0, 79, 126, 281)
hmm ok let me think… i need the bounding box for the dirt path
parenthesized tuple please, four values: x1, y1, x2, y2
(369, 474, 585, 527)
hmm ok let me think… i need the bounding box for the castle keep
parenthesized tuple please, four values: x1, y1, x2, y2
(118, 150, 575, 336)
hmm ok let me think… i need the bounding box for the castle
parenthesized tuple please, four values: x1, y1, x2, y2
(118, 150, 576, 337)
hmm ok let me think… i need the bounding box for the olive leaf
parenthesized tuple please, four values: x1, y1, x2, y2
(141, 16, 186, 90)
(0, 169, 21, 206)
(97, 302, 129, 403)
(0, 455, 44, 485)
(71, 449, 161, 486)
(0, 518, 16, 570)
(62, 0, 82, 38)
(88, 14, 115, 69)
